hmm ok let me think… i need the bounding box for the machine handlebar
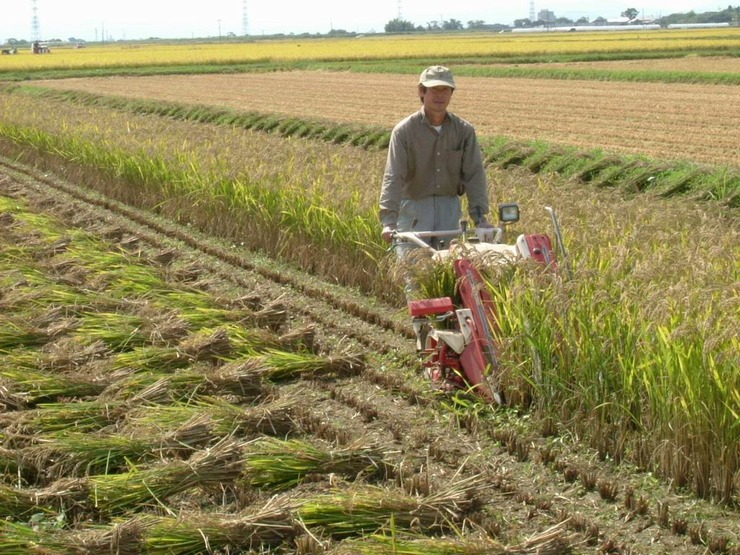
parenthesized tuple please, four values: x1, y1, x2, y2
(391, 227, 504, 250)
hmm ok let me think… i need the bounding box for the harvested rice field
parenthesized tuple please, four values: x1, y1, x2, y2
(0, 147, 737, 553)
(489, 55, 740, 73)
(30, 70, 740, 168)
(1, 32, 738, 554)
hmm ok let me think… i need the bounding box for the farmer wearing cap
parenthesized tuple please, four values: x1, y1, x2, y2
(379, 65, 491, 250)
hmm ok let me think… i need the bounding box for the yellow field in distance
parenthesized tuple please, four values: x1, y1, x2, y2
(1, 28, 738, 70)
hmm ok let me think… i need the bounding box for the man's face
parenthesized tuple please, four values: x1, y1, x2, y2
(420, 85, 453, 118)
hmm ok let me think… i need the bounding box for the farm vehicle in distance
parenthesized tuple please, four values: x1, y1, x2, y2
(32, 41, 51, 54)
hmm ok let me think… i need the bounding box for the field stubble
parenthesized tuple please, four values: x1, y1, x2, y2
(0, 157, 737, 554)
(508, 55, 740, 73)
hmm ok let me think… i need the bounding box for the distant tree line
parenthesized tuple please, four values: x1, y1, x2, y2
(2, 37, 85, 46)
(385, 5, 740, 32)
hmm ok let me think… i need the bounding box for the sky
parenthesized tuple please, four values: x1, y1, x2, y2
(2, 0, 731, 42)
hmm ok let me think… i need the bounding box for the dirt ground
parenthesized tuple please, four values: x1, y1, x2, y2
(494, 55, 740, 73)
(29, 63, 740, 168)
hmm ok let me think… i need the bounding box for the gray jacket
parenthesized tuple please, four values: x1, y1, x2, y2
(379, 107, 489, 228)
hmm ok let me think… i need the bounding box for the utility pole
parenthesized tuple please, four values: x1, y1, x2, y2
(242, 0, 249, 36)
(31, 0, 41, 41)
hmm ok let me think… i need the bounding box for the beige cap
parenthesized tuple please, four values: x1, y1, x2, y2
(419, 65, 456, 89)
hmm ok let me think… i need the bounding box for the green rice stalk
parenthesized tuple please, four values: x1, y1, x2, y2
(102, 331, 222, 376)
(71, 312, 171, 351)
(0, 400, 127, 438)
(0, 519, 69, 554)
(213, 324, 290, 356)
(0, 483, 42, 519)
(257, 349, 365, 381)
(0, 283, 92, 315)
(0, 446, 20, 476)
(0, 510, 296, 555)
(0, 367, 108, 406)
(105, 360, 269, 404)
(103, 326, 275, 378)
(0, 318, 51, 350)
(164, 303, 286, 333)
(242, 437, 385, 491)
(118, 402, 214, 433)
(122, 372, 220, 404)
(20, 418, 211, 481)
(139, 501, 298, 554)
(122, 395, 297, 439)
(32, 437, 245, 516)
(108, 348, 363, 401)
(106, 345, 193, 375)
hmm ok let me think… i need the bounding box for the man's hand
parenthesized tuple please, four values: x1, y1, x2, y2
(381, 226, 396, 243)
(474, 219, 496, 242)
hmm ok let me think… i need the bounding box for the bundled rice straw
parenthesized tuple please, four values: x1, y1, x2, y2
(32, 437, 245, 517)
(0, 400, 127, 438)
(295, 475, 483, 538)
(253, 350, 365, 381)
(0, 483, 41, 519)
(242, 437, 385, 491)
(122, 394, 298, 438)
(329, 523, 579, 555)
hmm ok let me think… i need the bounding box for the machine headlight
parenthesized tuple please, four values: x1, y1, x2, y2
(498, 202, 520, 224)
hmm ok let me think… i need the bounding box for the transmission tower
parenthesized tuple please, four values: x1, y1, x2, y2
(397, 0, 403, 20)
(242, 0, 249, 36)
(529, 0, 535, 21)
(31, 0, 41, 41)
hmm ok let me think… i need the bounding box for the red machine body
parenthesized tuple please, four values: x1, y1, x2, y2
(406, 231, 558, 405)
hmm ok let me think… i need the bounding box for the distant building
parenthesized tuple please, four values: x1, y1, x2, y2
(538, 9, 556, 23)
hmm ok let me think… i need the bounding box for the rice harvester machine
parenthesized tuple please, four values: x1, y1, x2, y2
(392, 203, 566, 406)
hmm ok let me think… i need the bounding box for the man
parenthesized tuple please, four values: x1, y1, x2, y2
(379, 65, 491, 250)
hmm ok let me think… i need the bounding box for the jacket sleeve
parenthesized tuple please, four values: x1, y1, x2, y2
(461, 129, 489, 223)
(379, 126, 407, 228)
